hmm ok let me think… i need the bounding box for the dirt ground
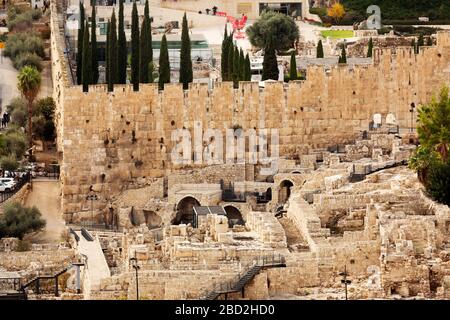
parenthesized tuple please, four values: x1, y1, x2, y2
(24, 180, 65, 244)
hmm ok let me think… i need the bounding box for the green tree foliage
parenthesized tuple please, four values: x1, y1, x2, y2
(246, 10, 299, 51)
(158, 34, 170, 90)
(106, 19, 110, 88)
(338, 44, 347, 63)
(0, 155, 19, 173)
(76, 1, 85, 85)
(32, 97, 56, 141)
(117, 0, 127, 84)
(13, 52, 42, 71)
(0, 203, 46, 240)
(427, 37, 433, 46)
(179, 13, 193, 90)
(239, 48, 245, 81)
(316, 40, 324, 58)
(17, 65, 41, 153)
(262, 40, 278, 81)
(411, 38, 418, 54)
(417, 33, 425, 48)
(0, 129, 27, 159)
(221, 26, 229, 81)
(341, 0, 450, 21)
(244, 54, 251, 81)
(227, 42, 234, 82)
(139, 0, 153, 83)
(81, 22, 91, 92)
(409, 87, 450, 205)
(107, 11, 118, 92)
(131, 0, 140, 91)
(4, 33, 45, 61)
(232, 45, 240, 88)
(289, 51, 297, 81)
(90, 1, 99, 84)
(367, 37, 373, 58)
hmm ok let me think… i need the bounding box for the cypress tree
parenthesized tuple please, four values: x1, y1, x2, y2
(117, 0, 127, 84)
(76, 1, 85, 85)
(427, 37, 433, 46)
(140, 0, 152, 83)
(289, 51, 297, 81)
(338, 43, 347, 64)
(179, 12, 193, 90)
(239, 48, 245, 81)
(244, 53, 251, 81)
(107, 10, 118, 92)
(221, 26, 229, 81)
(90, 1, 99, 84)
(232, 45, 240, 88)
(106, 19, 110, 88)
(418, 33, 424, 48)
(131, 0, 140, 91)
(227, 43, 234, 82)
(367, 37, 373, 58)
(81, 21, 91, 92)
(158, 34, 170, 90)
(262, 40, 278, 81)
(316, 39, 324, 58)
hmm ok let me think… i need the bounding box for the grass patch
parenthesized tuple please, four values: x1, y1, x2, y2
(320, 30, 355, 39)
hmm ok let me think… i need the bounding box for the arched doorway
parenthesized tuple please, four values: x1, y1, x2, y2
(279, 180, 294, 204)
(224, 206, 244, 228)
(173, 196, 200, 225)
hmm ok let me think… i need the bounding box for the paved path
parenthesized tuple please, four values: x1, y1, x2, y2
(24, 180, 66, 243)
(75, 230, 111, 291)
(0, 55, 18, 115)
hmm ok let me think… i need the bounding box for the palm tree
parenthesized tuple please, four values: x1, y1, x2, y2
(17, 66, 41, 160)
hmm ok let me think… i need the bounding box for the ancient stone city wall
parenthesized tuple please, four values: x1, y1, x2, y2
(51, 0, 450, 220)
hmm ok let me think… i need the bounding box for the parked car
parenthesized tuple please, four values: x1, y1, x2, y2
(0, 181, 12, 193)
(0, 178, 16, 190)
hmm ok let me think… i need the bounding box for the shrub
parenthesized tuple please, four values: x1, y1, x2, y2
(11, 108, 27, 128)
(13, 52, 43, 71)
(16, 240, 31, 252)
(1, 130, 27, 158)
(0, 203, 46, 240)
(30, 8, 42, 20)
(4, 32, 45, 60)
(6, 97, 27, 114)
(35, 97, 55, 120)
(0, 154, 19, 172)
(425, 161, 450, 205)
(8, 11, 33, 31)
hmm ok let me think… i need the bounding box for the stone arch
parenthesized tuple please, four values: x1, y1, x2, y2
(143, 210, 162, 230)
(224, 205, 244, 228)
(173, 196, 201, 225)
(279, 180, 294, 204)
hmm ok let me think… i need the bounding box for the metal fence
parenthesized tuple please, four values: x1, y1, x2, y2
(0, 173, 31, 204)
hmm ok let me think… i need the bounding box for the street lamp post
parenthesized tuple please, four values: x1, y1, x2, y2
(409, 102, 416, 133)
(339, 265, 351, 300)
(130, 257, 140, 300)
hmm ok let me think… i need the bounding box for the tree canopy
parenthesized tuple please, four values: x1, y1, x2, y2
(246, 10, 299, 51)
(0, 203, 46, 240)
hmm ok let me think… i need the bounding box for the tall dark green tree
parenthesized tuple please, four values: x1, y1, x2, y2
(338, 43, 347, 64)
(289, 51, 297, 81)
(76, 1, 85, 85)
(140, 0, 153, 83)
(244, 53, 251, 81)
(221, 26, 229, 81)
(81, 21, 91, 92)
(316, 39, 324, 58)
(117, 0, 127, 84)
(227, 42, 234, 82)
(262, 40, 278, 81)
(418, 33, 425, 48)
(427, 37, 433, 46)
(411, 38, 417, 54)
(107, 11, 118, 92)
(90, 1, 99, 84)
(367, 37, 373, 58)
(130, 0, 140, 91)
(232, 45, 240, 87)
(239, 48, 245, 81)
(158, 34, 170, 90)
(106, 19, 110, 88)
(179, 12, 193, 90)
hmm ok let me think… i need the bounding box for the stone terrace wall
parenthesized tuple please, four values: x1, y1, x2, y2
(0, 248, 75, 271)
(52, 6, 450, 219)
